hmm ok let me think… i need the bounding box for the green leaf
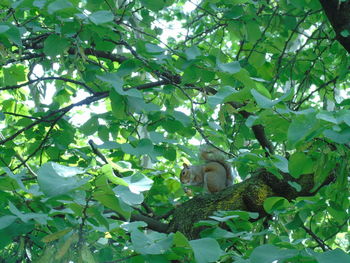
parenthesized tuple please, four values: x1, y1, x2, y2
(224, 6, 244, 19)
(145, 43, 164, 54)
(337, 110, 350, 126)
(3, 65, 26, 86)
(232, 69, 256, 89)
(131, 229, 173, 254)
(41, 228, 73, 243)
(288, 152, 314, 178)
(117, 59, 140, 77)
(323, 128, 350, 144)
(0, 176, 18, 191)
(250, 245, 298, 263)
(47, 0, 73, 14)
(37, 162, 88, 197)
(173, 231, 190, 247)
(217, 60, 241, 74)
(340, 30, 350, 38)
(114, 185, 144, 206)
(43, 35, 70, 57)
(285, 214, 303, 230)
(149, 131, 177, 143)
(287, 112, 319, 147)
(93, 189, 131, 220)
(109, 90, 127, 119)
(162, 119, 184, 133)
(0, 215, 17, 230)
(189, 238, 223, 263)
(316, 111, 338, 124)
(33, 0, 46, 8)
(209, 215, 239, 222)
(251, 89, 275, 108)
(314, 248, 350, 263)
(271, 155, 289, 173)
(97, 72, 124, 90)
(127, 97, 160, 113)
(8, 202, 49, 224)
(327, 203, 347, 224)
(135, 138, 154, 155)
(208, 86, 236, 108)
(0, 24, 10, 33)
(123, 172, 153, 194)
(288, 181, 302, 192)
(246, 20, 261, 42)
(140, 0, 166, 11)
(311, 154, 335, 192)
(80, 117, 99, 136)
(89, 11, 114, 25)
(263, 197, 290, 214)
(81, 245, 96, 263)
(101, 164, 128, 186)
(185, 46, 201, 60)
(173, 111, 191, 126)
(2, 24, 22, 46)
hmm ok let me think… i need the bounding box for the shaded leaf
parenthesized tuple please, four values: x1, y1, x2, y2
(189, 238, 223, 263)
(37, 162, 88, 197)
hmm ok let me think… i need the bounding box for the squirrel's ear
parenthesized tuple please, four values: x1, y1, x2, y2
(183, 163, 189, 168)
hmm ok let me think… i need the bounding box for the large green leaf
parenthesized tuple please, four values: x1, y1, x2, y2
(313, 248, 350, 263)
(3, 65, 26, 86)
(185, 46, 201, 60)
(131, 229, 173, 255)
(8, 202, 49, 224)
(123, 172, 153, 194)
(250, 245, 298, 263)
(47, 0, 73, 14)
(43, 35, 70, 57)
(208, 86, 236, 108)
(140, 0, 166, 11)
(101, 164, 128, 186)
(189, 238, 223, 263)
(287, 112, 320, 147)
(288, 152, 314, 178)
(263, 197, 290, 214)
(37, 162, 88, 197)
(323, 128, 350, 144)
(217, 60, 241, 74)
(114, 185, 144, 206)
(0, 215, 17, 230)
(89, 11, 114, 25)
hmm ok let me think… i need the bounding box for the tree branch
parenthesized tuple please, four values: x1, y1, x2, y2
(168, 169, 335, 239)
(0, 76, 95, 94)
(131, 214, 168, 233)
(319, 0, 350, 53)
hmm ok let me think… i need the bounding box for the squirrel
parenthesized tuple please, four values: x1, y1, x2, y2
(180, 145, 233, 193)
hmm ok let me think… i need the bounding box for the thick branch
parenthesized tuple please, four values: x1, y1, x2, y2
(319, 0, 350, 53)
(168, 169, 334, 239)
(131, 214, 168, 233)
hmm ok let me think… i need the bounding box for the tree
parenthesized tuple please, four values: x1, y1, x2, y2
(0, 0, 349, 262)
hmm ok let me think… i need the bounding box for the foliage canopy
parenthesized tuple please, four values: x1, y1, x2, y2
(0, 0, 350, 262)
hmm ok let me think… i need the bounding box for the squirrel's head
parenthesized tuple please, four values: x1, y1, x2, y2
(180, 163, 190, 184)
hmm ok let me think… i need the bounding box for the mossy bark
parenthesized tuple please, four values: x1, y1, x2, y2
(167, 169, 334, 239)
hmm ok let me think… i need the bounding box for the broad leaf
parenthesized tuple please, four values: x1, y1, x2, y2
(189, 238, 223, 263)
(37, 162, 88, 197)
(89, 11, 114, 25)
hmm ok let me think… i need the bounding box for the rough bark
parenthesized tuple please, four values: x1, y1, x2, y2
(167, 169, 334, 239)
(319, 0, 350, 53)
